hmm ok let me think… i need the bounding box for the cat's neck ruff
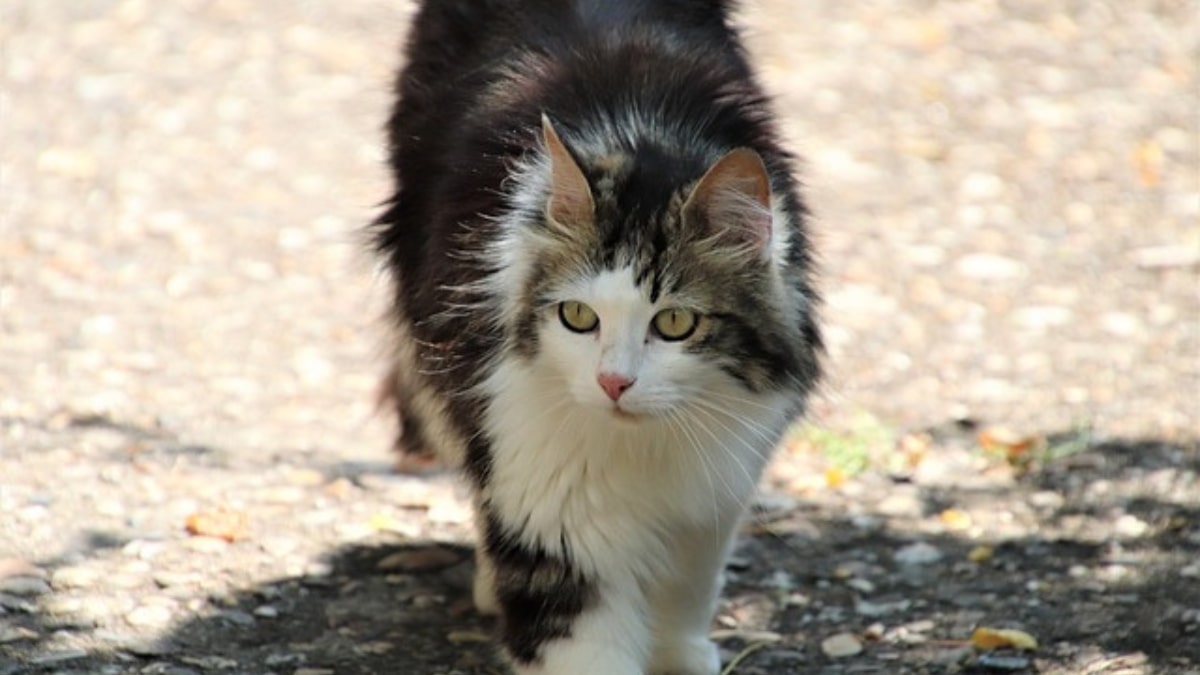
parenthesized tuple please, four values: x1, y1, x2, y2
(479, 354, 791, 580)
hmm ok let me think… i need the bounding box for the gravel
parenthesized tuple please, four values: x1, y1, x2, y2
(1, 0, 1197, 673)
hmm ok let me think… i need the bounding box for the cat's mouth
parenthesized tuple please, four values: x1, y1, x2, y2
(610, 406, 642, 423)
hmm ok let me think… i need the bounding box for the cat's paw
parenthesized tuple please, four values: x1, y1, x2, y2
(648, 635, 720, 675)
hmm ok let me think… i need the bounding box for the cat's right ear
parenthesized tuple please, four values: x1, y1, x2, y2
(541, 114, 595, 230)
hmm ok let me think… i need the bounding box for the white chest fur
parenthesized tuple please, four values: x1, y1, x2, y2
(481, 357, 790, 582)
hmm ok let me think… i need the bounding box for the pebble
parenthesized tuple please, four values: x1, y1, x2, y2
(52, 566, 100, 590)
(153, 571, 201, 588)
(293, 669, 335, 675)
(845, 577, 876, 594)
(894, 542, 944, 566)
(954, 253, 1025, 281)
(0, 626, 39, 643)
(1113, 514, 1149, 538)
(0, 559, 47, 580)
(254, 604, 280, 618)
(820, 632, 864, 658)
(975, 652, 1033, 671)
(126, 603, 175, 628)
(31, 649, 89, 665)
(0, 576, 52, 597)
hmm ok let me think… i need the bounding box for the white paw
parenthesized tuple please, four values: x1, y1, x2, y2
(649, 635, 720, 675)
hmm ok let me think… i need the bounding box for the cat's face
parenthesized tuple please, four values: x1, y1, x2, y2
(491, 118, 816, 423)
(536, 267, 727, 420)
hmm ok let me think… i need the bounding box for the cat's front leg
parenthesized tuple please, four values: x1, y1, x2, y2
(486, 543, 647, 675)
(646, 524, 739, 675)
(510, 591, 649, 675)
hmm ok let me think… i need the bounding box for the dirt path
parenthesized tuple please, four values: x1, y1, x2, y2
(2, 1, 1197, 673)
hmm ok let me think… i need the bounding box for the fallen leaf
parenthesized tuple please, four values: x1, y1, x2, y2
(824, 466, 847, 488)
(184, 508, 248, 542)
(1133, 139, 1163, 188)
(978, 427, 1040, 469)
(897, 432, 931, 469)
(971, 627, 1038, 651)
(968, 545, 994, 564)
(939, 508, 972, 531)
(376, 547, 464, 573)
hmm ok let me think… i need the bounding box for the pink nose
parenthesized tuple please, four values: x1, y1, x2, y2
(597, 373, 635, 401)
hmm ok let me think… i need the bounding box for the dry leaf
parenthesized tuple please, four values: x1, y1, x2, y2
(376, 547, 463, 573)
(971, 627, 1038, 651)
(1133, 139, 1163, 188)
(185, 508, 248, 542)
(897, 432, 931, 469)
(968, 545, 994, 564)
(940, 508, 972, 531)
(824, 466, 847, 488)
(978, 427, 1040, 469)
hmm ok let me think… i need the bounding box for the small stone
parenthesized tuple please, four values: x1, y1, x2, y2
(821, 632, 863, 658)
(1113, 514, 1149, 538)
(975, 652, 1033, 671)
(877, 490, 922, 518)
(894, 542, 944, 566)
(954, 253, 1025, 281)
(153, 571, 200, 588)
(293, 669, 335, 675)
(0, 559, 47, 580)
(254, 605, 279, 618)
(0, 577, 52, 597)
(219, 610, 256, 626)
(52, 566, 100, 590)
(31, 649, 89, 664)
(426, 498, 472, 524)
(265, 652, 304, 666)
(0, 626, 39, 643)
(846, 577, 876, 594)
(126, 603, 174, 628)
(377, 547, 464, 573)
(257, 486, 308, 505)
(182, 536, 230, 554)
(0, 593, 37, 613)
(1181, 562, 1200, 578)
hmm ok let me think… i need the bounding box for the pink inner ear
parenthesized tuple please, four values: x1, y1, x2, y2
(684, 148, 773, 254)
(541, 115, 595, 228)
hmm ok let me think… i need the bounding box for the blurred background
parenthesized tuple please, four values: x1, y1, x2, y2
(1, 1, 1197, 673)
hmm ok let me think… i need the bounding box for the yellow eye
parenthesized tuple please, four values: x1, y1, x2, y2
(559, 300, 599, 333)
(652, 308, 698, 341)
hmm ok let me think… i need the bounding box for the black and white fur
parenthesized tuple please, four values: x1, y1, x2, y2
(373, 1, 821, 673)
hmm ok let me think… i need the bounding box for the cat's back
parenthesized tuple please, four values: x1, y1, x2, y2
(398, 0, 737, 100)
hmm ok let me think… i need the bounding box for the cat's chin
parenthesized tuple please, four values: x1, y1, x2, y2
(609, 406, 644, 424)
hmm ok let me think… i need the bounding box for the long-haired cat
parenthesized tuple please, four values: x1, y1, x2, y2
(373, 1, 821, 672)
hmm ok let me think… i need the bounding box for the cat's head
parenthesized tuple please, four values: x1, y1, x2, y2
(489, 116, 819, 423)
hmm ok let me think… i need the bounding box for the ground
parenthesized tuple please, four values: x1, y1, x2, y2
(1, 1, 1197, 674)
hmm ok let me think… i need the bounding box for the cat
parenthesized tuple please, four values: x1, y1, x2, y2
(372, 1, 821, 673)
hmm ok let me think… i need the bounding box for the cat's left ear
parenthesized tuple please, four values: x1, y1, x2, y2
(683, 148, 773, 258)
(541, 114, 595, 230)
